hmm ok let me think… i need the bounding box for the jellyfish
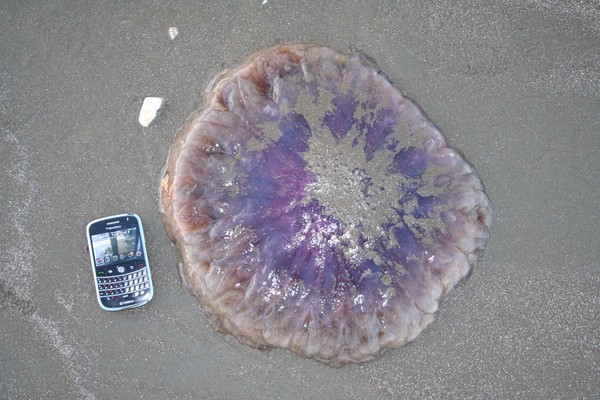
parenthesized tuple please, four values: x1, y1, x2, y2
(160, 43, 491, 366)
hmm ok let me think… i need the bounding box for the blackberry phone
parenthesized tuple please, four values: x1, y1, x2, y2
(86, 213, 154, 311)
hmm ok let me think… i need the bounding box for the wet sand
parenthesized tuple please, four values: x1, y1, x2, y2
(1, 1, 598, 399)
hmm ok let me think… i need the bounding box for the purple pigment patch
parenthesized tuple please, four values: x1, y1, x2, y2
(160, 43, 492, 366)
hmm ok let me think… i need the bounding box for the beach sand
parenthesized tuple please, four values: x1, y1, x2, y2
(1, 1, 598, 398)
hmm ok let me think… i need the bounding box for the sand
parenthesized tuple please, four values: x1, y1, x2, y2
(1, 1, 598, 399)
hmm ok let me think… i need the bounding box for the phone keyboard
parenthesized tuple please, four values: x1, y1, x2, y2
(97, 267, 151, 299)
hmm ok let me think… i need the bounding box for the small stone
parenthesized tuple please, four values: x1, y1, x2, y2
(168, 27, 178, 40)
(139, 97, 164, 127)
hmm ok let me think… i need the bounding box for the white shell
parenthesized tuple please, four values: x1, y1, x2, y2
(138, 97, 164, 127)
(168, 27, 178, 40)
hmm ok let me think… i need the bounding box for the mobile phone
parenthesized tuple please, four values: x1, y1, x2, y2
(86, 213, 154, 311)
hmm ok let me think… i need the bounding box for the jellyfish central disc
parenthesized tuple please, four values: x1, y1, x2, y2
(299, 123, 405, 264)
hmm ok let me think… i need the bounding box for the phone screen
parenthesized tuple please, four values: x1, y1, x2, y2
(90, 227, 143, 267)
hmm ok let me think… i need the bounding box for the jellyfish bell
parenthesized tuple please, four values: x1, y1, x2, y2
(160, 43, 491, 366)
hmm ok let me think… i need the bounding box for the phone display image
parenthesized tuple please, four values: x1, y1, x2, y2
(91, 228, 139, 266)
(86, 213, 153, 311)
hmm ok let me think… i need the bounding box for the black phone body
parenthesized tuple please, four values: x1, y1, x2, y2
(86, 213, 154, 311)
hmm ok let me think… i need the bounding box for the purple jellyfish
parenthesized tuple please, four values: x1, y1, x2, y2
(161, 43, 491, 366)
